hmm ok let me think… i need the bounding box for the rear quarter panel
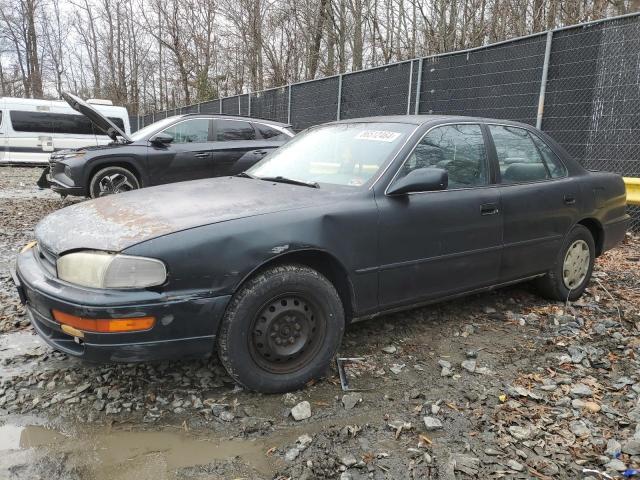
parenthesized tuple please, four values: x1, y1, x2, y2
(578, 171, 628, 224)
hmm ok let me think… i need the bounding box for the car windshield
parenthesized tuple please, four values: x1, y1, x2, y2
(247, 122, 416, 187)
(130, 116, 181, 141)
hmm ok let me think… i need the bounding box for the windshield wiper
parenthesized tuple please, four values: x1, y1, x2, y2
(259, 176, 320, 189)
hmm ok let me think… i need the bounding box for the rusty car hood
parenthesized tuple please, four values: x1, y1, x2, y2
(35, 177, 342, 254)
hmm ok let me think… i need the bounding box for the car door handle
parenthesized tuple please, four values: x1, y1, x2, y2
(564, 195, 576, 205)
(194, 152, 210, 158)
(480, 203, 499, 216)
(253, 149, 268, 155)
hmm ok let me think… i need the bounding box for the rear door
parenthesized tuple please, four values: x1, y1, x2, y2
(147, 118, 214, 184)
(209, 119, 268, 176)
(488, 124, 577, 282)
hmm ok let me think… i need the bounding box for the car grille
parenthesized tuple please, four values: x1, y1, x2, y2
(36, 243, 58, 277)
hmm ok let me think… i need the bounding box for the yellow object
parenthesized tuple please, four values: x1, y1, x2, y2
(20, 241, 37, 253)
(61, 324, 85, 338)
(499, 394, 507, 402)
(625, 177, 640, 206)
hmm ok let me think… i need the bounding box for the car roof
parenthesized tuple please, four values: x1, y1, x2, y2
(178, 113, 290, 128)
(331, 114, 535, 130)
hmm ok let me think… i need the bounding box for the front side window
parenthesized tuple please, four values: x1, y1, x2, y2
(248, 122, 415, 187)
(395, 124, 488, 189)
(489, 125, 564, 183)
(161, 119, 210, 143)
(216, 120, 255, 141)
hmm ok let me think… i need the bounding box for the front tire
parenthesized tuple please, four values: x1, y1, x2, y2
(535, 225, 595, 301)
(217, 264, 345, 393)
(89, 166, 140, 198)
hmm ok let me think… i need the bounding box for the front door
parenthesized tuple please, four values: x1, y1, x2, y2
(147, 118, 214, 185)
(487, 124, 578, 282)
(376, 123, 503, 308)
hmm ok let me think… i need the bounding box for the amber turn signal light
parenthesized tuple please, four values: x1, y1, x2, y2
(52, 310, 155, 333)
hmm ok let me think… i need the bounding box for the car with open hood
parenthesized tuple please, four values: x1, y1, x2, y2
(42, 92, 294, 198)
(13, 115, 629, 393)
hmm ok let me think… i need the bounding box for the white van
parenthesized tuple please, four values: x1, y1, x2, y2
(0, 97, 130, 165)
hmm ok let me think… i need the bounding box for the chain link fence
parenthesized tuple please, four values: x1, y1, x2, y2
(133, 12, 640, 229)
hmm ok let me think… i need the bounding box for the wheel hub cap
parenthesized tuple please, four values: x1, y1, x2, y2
(562, 239, 590, 290)
(98, 173, 135, 196)
(251, 296, 319, 371)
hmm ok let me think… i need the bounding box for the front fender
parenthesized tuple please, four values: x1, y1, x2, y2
(122, 198, 379, 312)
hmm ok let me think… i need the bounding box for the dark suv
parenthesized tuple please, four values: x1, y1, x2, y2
(43, 93, 294, 198)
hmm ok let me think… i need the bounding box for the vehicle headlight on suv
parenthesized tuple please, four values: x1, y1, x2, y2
(61, 150, 86, 159)
(56, 251, 166, 289)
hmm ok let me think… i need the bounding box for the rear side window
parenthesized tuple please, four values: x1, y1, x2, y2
(397, 124, 488, 189)
(216, 120, 256, 141)
(255, 123, 290, 141)
(530, 134, 567, 178)
(489, 125, 562, 184)
(9, 111, 125, 134)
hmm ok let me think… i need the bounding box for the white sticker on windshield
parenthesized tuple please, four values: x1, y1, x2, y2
(355, 130, 401, 142)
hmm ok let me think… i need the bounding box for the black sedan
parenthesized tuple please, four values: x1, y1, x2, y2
(14, 115, 628, 393)
(42, 93, 293, 198)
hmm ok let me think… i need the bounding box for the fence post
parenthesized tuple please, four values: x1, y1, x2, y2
(406, 60, 414, 115)
(238, 96, 241, 115)
(248, 94, 252, 117)
(219, 99, 223, 114)
(287, 85, 292, 124)
(536, 30, 553, 129)
(414, 58, 423, 115)
(198, 103, 201, 113)
(336, 74, 343, 120)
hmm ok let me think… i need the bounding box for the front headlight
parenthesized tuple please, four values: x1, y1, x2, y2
(56, 251, 167, 289)
(62, 150, 86, 159)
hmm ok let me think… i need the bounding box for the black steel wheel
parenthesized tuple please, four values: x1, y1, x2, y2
(249, 295, 326, 374)
(217, 264, 344, 393)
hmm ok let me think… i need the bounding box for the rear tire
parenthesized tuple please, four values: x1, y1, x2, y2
(217, 264, 345, 393)
(89, 166, 139, 198)
(535, 225, 595, 301)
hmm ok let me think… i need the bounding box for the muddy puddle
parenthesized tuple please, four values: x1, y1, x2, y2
(0, 418, 284, 480)
(0, 330, 51, 381)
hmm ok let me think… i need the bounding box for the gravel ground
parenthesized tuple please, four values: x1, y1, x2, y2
(1, 166, 639, 480)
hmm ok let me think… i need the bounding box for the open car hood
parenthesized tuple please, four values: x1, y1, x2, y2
(62, 92, 131, 142)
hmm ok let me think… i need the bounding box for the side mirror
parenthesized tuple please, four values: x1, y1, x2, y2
(387, 167, 448, 195)
(150, 132, 174, 145)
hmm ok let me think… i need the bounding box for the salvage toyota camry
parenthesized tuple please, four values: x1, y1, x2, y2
(13, 115, 629, 393)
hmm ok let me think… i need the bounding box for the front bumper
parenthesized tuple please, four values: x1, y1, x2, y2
(47, 161, 85, 196)
(14, 247, 230, 363)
